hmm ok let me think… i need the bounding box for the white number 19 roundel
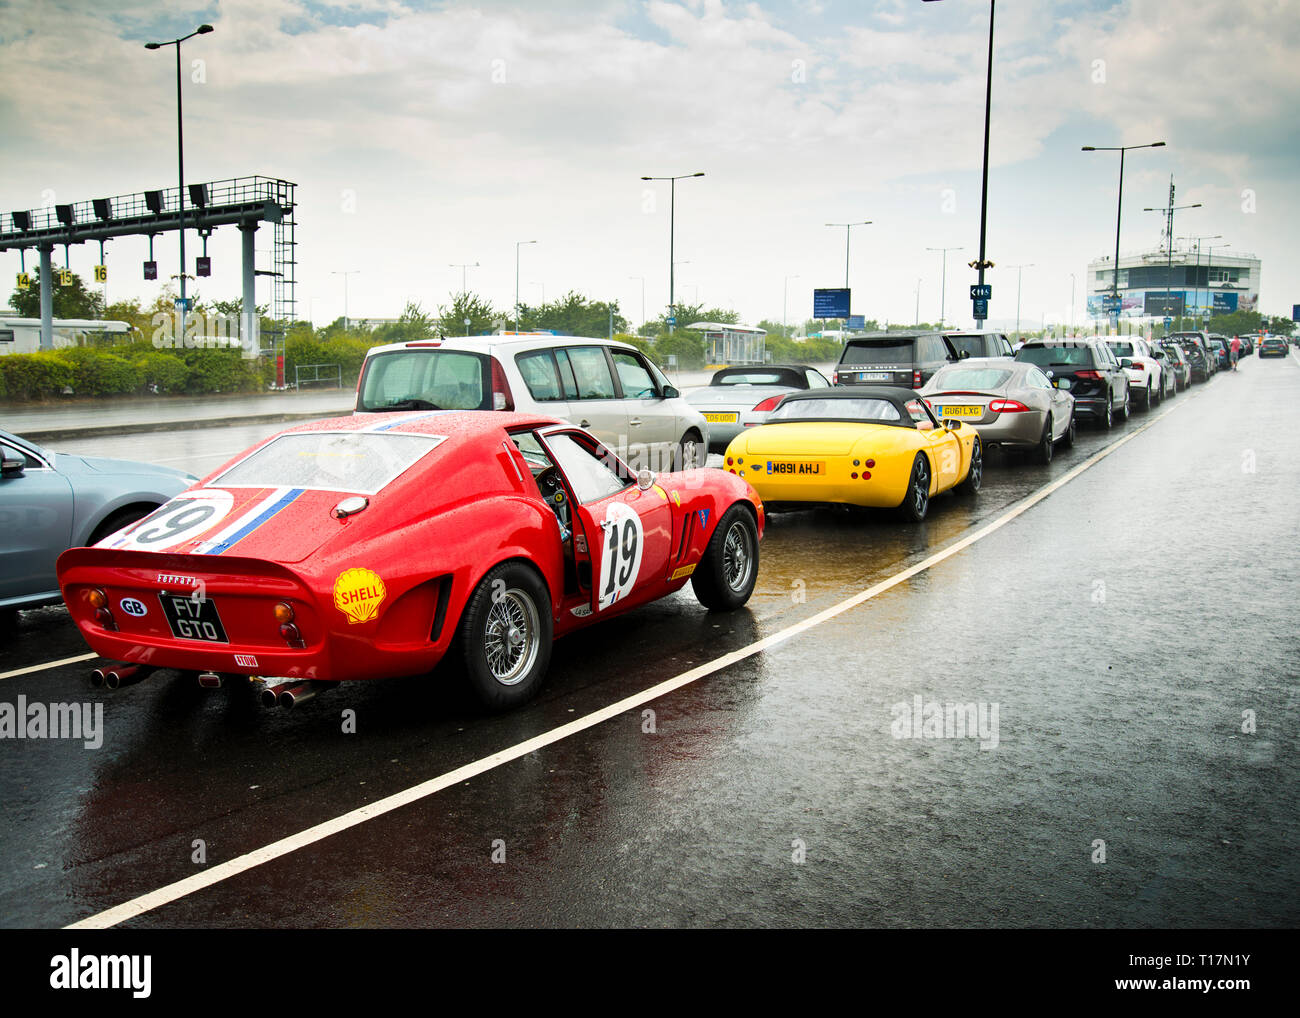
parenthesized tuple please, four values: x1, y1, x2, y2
(597, 502, 644, 611)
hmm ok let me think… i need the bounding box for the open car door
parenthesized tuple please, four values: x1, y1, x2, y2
(539, 428, 674, 617)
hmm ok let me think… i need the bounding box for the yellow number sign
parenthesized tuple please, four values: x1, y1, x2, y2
(16, 272, 30, 290)
(94, 265, 107, 283)
(57, 269, 73, 286)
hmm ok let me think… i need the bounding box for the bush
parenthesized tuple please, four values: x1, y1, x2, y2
(0, 351, 75, 400)
(653, 331, 706, 370)
(133, 351, 191, 393)
(54, 347, 140, 396)
(181, 348, 263, 394)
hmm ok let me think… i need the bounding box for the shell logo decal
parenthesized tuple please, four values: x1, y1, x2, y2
(333, 567, 387, 624)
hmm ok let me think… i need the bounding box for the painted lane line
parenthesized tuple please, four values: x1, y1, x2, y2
(1, 652, 98, 682)
(64, 399, 1190, 930)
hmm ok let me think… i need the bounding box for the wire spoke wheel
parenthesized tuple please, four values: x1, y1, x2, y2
(721, 519, 755, 593)
(482, 587, 540, 686)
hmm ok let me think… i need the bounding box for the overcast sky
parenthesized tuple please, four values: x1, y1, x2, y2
(3, 0, 1298, 331)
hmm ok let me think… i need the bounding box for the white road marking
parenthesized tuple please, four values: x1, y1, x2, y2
(64, 393, 1198, 929)
(0, 652, 98, 682)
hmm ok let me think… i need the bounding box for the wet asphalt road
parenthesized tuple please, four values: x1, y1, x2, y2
(1, 353, 1297, 928)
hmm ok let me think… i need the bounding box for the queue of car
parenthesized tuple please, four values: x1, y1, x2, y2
(5, 322, 1286, 715)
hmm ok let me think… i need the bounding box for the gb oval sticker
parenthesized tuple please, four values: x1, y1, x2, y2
(597, 502, 643, 612)
(333, 567, 387, 624)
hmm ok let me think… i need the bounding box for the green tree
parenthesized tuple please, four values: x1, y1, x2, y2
(1266, 315, 1295, 336)
(519, 291, 629, 337)
(436, 291, 499, 337)
(372, 301, 437, 344)
(8, 268, 105, 319)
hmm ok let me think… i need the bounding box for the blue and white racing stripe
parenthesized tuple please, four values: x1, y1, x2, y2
(194, 487, 306, 555)
(363, 410, 456, 433)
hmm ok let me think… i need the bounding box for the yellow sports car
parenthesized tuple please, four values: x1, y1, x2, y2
(721, 386, 981, 521)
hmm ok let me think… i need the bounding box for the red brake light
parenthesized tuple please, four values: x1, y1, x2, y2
(912, 369, 922, 387)
(831, 371, 840, 384)
(752, 395, 783, 413)
(490, 357, 514, 411)
(988, 399, 1030, 413)
(1074, 369, 1102, 380)
(404, 340, 443, 347)
(1129, 360, 1145, 370)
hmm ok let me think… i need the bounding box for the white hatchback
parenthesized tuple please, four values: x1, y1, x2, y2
(354, 335, 709, 471)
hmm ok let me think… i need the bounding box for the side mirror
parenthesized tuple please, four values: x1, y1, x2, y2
(1119, 358, 1133, 368)
(959, 350, 971, 359)
(636, 468, 655, 491)
(661, 385, 679, 399)
(1, 449, 25, 476)
(944, 418, 962, 430)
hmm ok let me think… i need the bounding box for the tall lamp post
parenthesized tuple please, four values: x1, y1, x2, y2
(926, 246, 963, 328)
(1204, 241, 1229, 319)
(1007, 263, 1034, 339)
(515, 240, 537, 333)
(1178, 234, 1221, 322)
(628, 276, 645, 330)
(331, 270, 359, 329)
(1144, 191, 1201, 332)
(449, 261, 479, 294)
(145, 23, 214, 343)
(783, 274, 800, 335)
(825, 221, 872, 289)
(641, 172, 704, 333)
(1069, 272, 1076, 335)
(923, 0, 996, 329)
(1082, 141, 1165, 330)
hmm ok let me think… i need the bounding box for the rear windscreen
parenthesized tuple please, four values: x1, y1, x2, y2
(930, 367, 1013, 390)
(712, 368, 801, 387)
(214, 432, 445, 493)
(1017, 345, 1095, 368)
(357, 350, 489, 411)
(945, 335, 986, 358)
(1106, 342, 1135, 357)
(769, 397, 903, 424)
(840, 341, 914, 366)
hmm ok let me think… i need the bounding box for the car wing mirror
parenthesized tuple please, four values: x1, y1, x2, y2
(1, 450, 25, 476)
(943, 418, 962, 430)
(636, 468, 656, 491)
(661, 385, 679, 399)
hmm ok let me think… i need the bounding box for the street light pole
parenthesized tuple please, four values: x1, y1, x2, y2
(926, 246, 963, 328)
(784, 274, 800, 335)
(1082, 141, 1164, 329)
(1144, 189, 1201, 332)
(449, 261, 479, 294)
(330, 270, 359, 329)
(145, 23, 214, 344)
(1069, 272, 1076, 334)
(1179, 234, 1221, 321)
(514, 240, 537, 333)
(641, 172, 704, 333)
(628, 276, 645, 329)
(915, 278, 922, 327)
(826, 221, 872, 288)
(1008, 263, 1034, 340)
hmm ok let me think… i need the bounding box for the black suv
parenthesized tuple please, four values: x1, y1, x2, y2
(1168, 331, 1213, 382)
(1014, 339, 1131, 428)
(833, 332, 960, 390)
(943, 331, 1015, 359)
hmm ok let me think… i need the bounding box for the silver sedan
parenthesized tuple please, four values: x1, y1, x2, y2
(1, 430, 196, 614)
(685, 364, 831, 452)
(919, 358, 1076, 463)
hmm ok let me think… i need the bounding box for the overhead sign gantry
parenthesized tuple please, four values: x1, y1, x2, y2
(0, 175, 297, 356)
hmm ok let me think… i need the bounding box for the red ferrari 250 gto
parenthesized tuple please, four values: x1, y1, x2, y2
(57, 411, 764, 710)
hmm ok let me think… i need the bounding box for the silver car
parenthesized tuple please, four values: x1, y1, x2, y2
(355, 335, 709, 471)
(1, 431, 196, 614)
(685, 364, 832, 452)
(919, 358, 1076, 463)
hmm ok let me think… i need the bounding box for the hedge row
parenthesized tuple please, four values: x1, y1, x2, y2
(0, 342, 265, 401)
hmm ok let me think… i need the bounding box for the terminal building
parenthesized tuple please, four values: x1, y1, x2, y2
(1086, 246, 1260, 322)
(686, 321, 767, 366)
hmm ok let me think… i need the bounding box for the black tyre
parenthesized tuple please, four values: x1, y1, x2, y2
(897, 453, 931, 522)
(457, 562, 552, 711)
(672, 430, 704, 471)
(87, 505, 158, 547)
(1100, 396, 1114, 429)
(956, 436, 982, 495)
(1143, 382, 1153, 409)
(1119, 388, 1131, 420)
(691, 505, 759, 611)
(1033, 416, 1054, 465)
(1062, 411, 1077, 448)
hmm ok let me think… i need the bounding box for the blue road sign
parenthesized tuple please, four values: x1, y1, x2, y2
(972, 298, 988, 318)
(1164, 316, 1173, 327)
(813, 288, 851, 319)
(970, 284, 992, 300)
(1292, 304, 1299, 322)
(846, 315, 865, 330)
(1102, 295, 1123, 312)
